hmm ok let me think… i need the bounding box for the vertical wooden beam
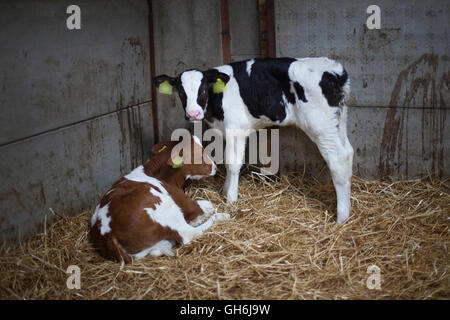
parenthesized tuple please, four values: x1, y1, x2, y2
(265, 0, 276, 58)
(258, 0, 277, 172)
(258, 0, 267, 57)
(148, 0, 160, 143)
(220, 0, 231, 64)
(266, 0, 276, 166)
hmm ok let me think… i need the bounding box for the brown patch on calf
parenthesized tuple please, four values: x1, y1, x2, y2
(90, 134, 216, 263)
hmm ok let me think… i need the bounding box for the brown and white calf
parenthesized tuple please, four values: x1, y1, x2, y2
(90, 134, 229, 263)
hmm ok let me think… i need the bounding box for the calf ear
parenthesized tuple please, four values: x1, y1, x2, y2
(153, 75, 176, 95)
(204, 69, 230, 85)
(204, 69, 230, 94)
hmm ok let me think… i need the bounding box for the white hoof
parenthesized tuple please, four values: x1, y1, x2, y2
(337, 214, 350, 224)
(213, 212, 230, 222)
(226, 191, 238, 204)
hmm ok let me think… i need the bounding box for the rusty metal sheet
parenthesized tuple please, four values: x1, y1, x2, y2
(350, 107, 449, 179)
(275, 0, 449, 108)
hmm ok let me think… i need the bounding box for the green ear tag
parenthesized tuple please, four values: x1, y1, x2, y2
(213, 78, 226, 94)
(158, 80, 173, 95)
(171, 156, 184, 168)
(158, 145, 167, 153)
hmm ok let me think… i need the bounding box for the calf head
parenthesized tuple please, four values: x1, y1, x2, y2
(152, 134, 217, 180)
(154, 69, 230, 121)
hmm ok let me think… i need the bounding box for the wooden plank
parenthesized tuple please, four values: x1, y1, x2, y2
(265, 0, 276, 58)
(220, 0, 231, 64)
(148, 0, 160, 143)
(258, 0, 267, 57)
(257, 0, 276, 171)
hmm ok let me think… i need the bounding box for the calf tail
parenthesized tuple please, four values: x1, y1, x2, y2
(90, 223, 132, 264)
(109, 236, 133, 264)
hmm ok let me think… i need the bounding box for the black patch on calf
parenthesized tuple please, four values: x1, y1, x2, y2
(206, 91, 224, 120)
(293, 82, 307, 102)
(196, 81, 209, 108)
(177, 86, 187, 110)
(230, 58, 298, 122)
(203, 69, 230, 121)
(319, 69, 348, 106)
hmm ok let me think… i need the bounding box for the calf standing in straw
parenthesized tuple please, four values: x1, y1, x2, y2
(154, 57, 353, 223)
(90, 134, 229, 263)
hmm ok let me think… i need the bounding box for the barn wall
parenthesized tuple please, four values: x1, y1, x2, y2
(229, 0, 261, 61)
(152, 0, 223, 141)
(1, 0, 448, 242)
(275, 0, 449, 179)
(0, 0, 153, 242)
(152, 0, 448, 179)
(151, 0, 262, 140)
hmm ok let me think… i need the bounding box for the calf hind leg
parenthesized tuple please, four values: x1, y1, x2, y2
(299, 107, 354, 223)
(317, 135, 353, 223)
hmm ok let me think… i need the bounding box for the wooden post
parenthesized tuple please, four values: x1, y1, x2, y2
(220, 0, 231, 64)
(148, 0, 160, 143)
(265, 0, 276, 58)
(258, 0, 277, 173)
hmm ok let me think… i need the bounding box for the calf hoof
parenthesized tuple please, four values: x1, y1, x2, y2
(225, 192, 238, 204)
(337, 214, 350, 224)
(213, 212, 230, 222)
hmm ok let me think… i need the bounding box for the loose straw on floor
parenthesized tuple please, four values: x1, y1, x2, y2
(0, 171, 448, 299)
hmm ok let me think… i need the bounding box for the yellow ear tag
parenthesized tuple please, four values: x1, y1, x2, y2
(171, 155, 184, 168)
(213, 78, 226, 94)
(158, 80, 173, 95)
(158, 145, 167, 153)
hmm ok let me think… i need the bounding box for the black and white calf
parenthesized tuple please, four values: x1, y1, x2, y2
(154, 57, 354, 223)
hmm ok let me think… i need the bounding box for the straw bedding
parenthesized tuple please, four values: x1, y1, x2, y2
(0, 169, 448, 299)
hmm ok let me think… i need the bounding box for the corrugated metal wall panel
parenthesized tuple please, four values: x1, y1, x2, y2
(0, 0, 151, 145)
(0, 1, 154, 242)
(275, 0, 449, 178)
(229, 0, 261, 61)
(0, 103, 154, 243)
(276, 0, 449, 108)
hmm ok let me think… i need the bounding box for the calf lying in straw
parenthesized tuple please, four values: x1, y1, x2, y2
(90, 134, 229, 263)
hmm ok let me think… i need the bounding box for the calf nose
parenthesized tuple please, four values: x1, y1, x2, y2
(186, 110, 202, 120)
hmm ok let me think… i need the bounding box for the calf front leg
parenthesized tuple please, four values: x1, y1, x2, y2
(223, 130, 247, 203)
(180, 212, 231, 245)
(190, 200, 214, 226)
